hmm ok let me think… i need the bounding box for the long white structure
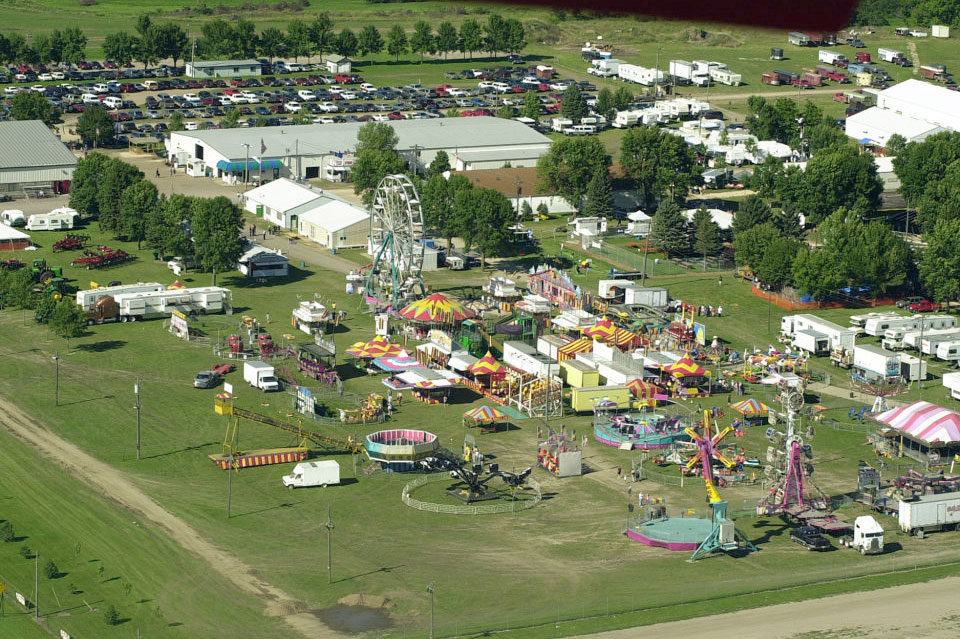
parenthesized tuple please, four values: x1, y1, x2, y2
(617, 64, 665, 86)
(846, 79, 960, 145)
(113, 287, 232, 321)
(76, 282, 165, 311)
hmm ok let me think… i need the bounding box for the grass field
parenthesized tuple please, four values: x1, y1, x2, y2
(2, 213, 960, 638)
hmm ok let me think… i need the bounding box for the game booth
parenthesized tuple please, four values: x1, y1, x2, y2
(583, 317, 643, 350)
(399, 292, 476, 337)
(528, 266, 583, 309)
(661, 356, 712, 398)
(382, 367, 463, 404)
(460, 351, 510, 403)
(346, 335, 405, 369)
(537, 424, 583, 477)
(463, 405, 509, 433)
(730, 398, 769, 427)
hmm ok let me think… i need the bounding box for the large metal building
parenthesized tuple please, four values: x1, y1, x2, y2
(165, 117, 552, 184)
(0, 120, 77, 198)
(845, 79, 960, 146)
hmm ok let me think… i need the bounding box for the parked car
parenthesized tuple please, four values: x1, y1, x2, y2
(908, 300, 939, 313)
(790, 526, 831, 551)
(211, 363, 236, 376)
(193, 371, 220, 389)
(896, 296, 926, 309)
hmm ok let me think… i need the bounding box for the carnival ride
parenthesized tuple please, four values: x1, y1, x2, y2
(363, 174, 426, 310)
(686, 410, 758, 561)
(364, 428, 440, 471)
(592, 402, 691, 450)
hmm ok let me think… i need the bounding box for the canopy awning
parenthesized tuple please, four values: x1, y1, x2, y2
(463, 405, 507, 422)
(663, 356, 710, 378)
(558, 337, 593, 361)
(876, 401, 960, 445)
(216, 159, 283, 172)
(730, 398, 769, 417)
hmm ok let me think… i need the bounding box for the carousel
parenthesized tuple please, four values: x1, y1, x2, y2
(592, 397, 692, 450)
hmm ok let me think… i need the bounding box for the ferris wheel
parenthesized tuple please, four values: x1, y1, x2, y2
(363, 174, 426, 309)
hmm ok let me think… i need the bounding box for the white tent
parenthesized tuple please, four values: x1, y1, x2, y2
(626, 210, 652, 236)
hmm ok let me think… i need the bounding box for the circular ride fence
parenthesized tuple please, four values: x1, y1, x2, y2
(402, 473, 542, 515)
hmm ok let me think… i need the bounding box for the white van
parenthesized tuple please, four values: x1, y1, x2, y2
(81, 93, 100, 104)
(566, 124, 597, 136)
(103, 96, 123, 109)
(297, 89, 316, 101)
(1, 210, 26, 227)
(143, 80, 158, 90)
(92, 83, 109, 94)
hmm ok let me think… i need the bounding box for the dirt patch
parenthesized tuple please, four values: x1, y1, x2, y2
(314, 605, 394, 634)
(263, 599, 311, 617)
(338, 593, 396, 609)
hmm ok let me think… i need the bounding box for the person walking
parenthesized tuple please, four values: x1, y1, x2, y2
(156, 168, 161, 178)
(616, 465, 622, 478)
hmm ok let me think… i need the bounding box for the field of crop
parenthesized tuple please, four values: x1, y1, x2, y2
(1, 209, 960, 638)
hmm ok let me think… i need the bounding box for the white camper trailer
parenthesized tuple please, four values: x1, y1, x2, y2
(943, 371, 960, 400)
(76, 282, 166, 311)
(935, 341, 960, 362)
(26, 208, 78, 230)
(112, 287, 232, 321)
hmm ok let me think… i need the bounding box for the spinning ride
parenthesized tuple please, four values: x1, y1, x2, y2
(363, 174, 426, 310)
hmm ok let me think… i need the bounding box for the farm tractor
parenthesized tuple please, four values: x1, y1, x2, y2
(29, 259, 69, 301)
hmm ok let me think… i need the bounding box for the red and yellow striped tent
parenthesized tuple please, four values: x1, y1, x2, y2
(583, 317, 639, 348)
(345, 335, 405, 359)
(468, 351, 504, 377)
(399, 292, 476, 323)
(463, 405, 507, 423)
(663, 356, 710, 378)
(730, 398, 769, 417)
(626, 378, 662, 399)
(557, 337, 593, 361)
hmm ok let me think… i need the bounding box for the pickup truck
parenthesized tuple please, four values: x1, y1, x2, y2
(908, 300, 939, 313)
(790, 526, 832, 551)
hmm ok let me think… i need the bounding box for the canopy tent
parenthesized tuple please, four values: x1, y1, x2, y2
(626, 378, 662, 399)
(399, 292, 476, 323)
(663, 356, 710, 378)
(730, 398, 769, 417)
(583, 317, 639, 348)
(876, 401, 960, 445)
(557, 337, 594, 361)
(345, 335, 405, 359)
(468, 351, 503, 376)
(463, 405, 507, 423)
(372, 352, 421, 372)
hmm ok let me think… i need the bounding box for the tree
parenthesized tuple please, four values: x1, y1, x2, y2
(522, 201, 533, 218)
(792, 244, 846, 301)
(522, 90, 540, 121)
(97, 159, 143, 233)
(620, 125, 699, 206)
(796, 145, 883, 224)
(458, 19, 482, 60)
(733, 222, 782, 270)
(410, 21, 434, 63)
(422, 174, 472, 249)
(861, 220, 911, 295)
(220, 107, 240, 129)
(755, 236, 800, 289)
(0, 521, 14, 542)
(285, 19, 312, 62)
(496, 104, 514, 119)
(136, 25, 161, 70)
(43, 560, 59, 580)
(147, 194, 193, 258)
(732, 195, 770, 235)
(357, 122, 398, 152)
(771, 203, 805, 239)
(692, 205, 721, 262)
(69, 152, 111, 218)
(453, 187, 514, 267)
(425, 150, 450, 179)
(135, 13, 152, 39)
(920, 217, 960, 303)
(505, 18, 525, 54)
(649, 201, 690, 257)
(805, 123, 848, 153)
(104, 604, 120, 626)
(537, 202, 549, 218)
(613, 86, 633, 112)
(351, 150, 406, 204)
(155, 23, 188, 70)
(51, 298, 86, 349)
(10, 90, 59, 125)
(310, 13, 334, 60)
(334, 29, 358, 58)
(119, 180, 158, 248)
(885, 133, 907, 156)
(483, 14, 509, 57)
(560, 83, 587, 123)
(595, 87, 614, 120)
(436, 22, 458, 60)
(190, 196, 243, 285)
(386, 25, 408, 62)
(259, 27, 287, 61)
(62, 26, 87, 65)
(76, 105, 113, 148)
(916, 159, 960, 231)
(168, 111, 185, 132)
(582, 165, 613, 218)
(357, 25, 383, 58)
(230, 18, 259, 59)
(102, 32, 137, 67)
(537, 136, 610, 210)
(34, 295, 58, 324)
(199, 19, 234, 59)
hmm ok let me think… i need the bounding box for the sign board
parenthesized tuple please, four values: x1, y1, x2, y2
(15, 592, 25, 606)
(172, 309, 187, 320)
(427, 329, 452, 352)
(169, 311, 189, 340)
(224, 382, 233, 395)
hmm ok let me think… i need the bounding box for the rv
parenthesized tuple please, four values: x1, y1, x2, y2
(612, 110, 641, 128)
(112, 287, 232, 321)
(881, 328, 908, 350)
(781, 314, 856, 355)
(903, 327, 960, 350)
(920, 331, 960, 356)
(1, 209, 26, 227)
(935, 341, 960, 362)
(76, 282, 165, 311)
(849, 310, 901, 329)
(863, 315, 917, 337)
(26, 208, 78, 231)
(943, 371, 960, 400)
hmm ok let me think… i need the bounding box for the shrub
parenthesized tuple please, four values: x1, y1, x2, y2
(78, 0, 97, 5)
(43, 560, 59, 579)
(104, 604, 120, 626)
(19, 545, 33, 559)
(0, 521, 14, 542)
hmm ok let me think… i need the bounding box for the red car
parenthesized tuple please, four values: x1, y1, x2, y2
(908, 300, 939, 312)
(211, 363, 236, 376)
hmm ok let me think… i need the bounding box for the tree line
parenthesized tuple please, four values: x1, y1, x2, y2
(850, 0, 960, 28)
(70, 153, 244, 285)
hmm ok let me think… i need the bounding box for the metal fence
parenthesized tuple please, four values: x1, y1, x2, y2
(401, 473, 542, 515)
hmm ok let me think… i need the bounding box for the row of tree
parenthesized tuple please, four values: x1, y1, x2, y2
(69, 153, 244, 284)
(850, 0, 960, 28)
(0, 27, 87, 66)
(102, 17, 190, 70)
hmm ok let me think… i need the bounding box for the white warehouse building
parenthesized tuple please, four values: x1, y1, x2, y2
(166, 117, 552, 184)
(845, 79, 960, 146)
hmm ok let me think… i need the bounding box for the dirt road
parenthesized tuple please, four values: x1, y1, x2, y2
(576, 575, 960, 639)
(0, 396, 342, 639)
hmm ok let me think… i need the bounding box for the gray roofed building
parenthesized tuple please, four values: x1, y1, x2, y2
(0, 120, 77, 198)
(185, 59, 261, 78)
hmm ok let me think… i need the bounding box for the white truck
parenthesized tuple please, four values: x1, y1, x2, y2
(899, 492, 960, 538)
(839, 515, 884, 554)
(282, 460, 340, 489)
(244, 361, 280, 392)
(782, 314, 855, 355)
(669, 59, 709, 86)
(589, 58, 623, 77)
(76, 282, 165, 312)
(853, 344, 900, 379)
(818, 49, 848, 66)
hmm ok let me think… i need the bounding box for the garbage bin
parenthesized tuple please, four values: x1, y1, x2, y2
(153, 251, 159, 261)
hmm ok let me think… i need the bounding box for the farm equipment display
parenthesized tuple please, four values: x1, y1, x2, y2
(52, 234, 90, 252)
(0, 259, 24, 270)
(72, 246, 133, 269)
(31, 258, 62, 283)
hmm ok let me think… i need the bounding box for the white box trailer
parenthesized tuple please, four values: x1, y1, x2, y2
(76, 282, 165, 311)
(818, 49, 848, 65)
(899, 492, 960, 537)
(112, 286, 232, 321)
(537, 334, 572, 361)
(782, 314, 856, 353)
(932, 25, 950, 38)
(899, 353, 927, 382)
(503, 341, 560, 378)
(863, 315, 917, 336)
(26, 209, 78, 231)
(878, 47, 905, 62)
(624, 286, 668, 307)
(943, 371, 960, 400)
(902, 327, 960, 350)
(618, 64, 665, 86)
(853, 344, 901, 378)
(935, 340, 960, 362)
(282, 460, 340, 488)
(921, 314, 958, 331)
(793, 330, 831, 356)
(709, 67, 742, 86)
(920, 330, 960, 355)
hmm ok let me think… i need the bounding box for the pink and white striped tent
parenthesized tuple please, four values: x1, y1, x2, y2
(875, 401, 960, 445)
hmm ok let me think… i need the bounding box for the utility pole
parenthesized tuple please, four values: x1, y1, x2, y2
(34, 551, 38, 619)
(52, 352, 59, 406)
(134, 378, 142, 460)
(324, 505, 334, 584)
(766, 290, 772, 334)
(227, 453, 234, 518)
(426, 582, 435, 639)
(241, 143, 251, 186)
